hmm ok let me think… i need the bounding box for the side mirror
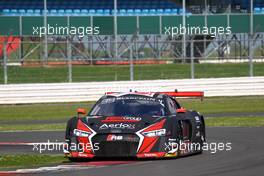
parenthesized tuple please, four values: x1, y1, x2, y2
(77, 108, 87, 116)
(176, 107, 186, 113)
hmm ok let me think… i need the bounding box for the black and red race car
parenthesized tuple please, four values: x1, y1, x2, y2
(64, 91, 205, 160)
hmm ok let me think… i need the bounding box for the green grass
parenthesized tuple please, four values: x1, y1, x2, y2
(3, 117, 264, 131)
(0, 63, 264, 83)
(1, 96, 264, 123)
(179, 96, 264, 114)
(205, 117, 264, 127)
(0, 123, 66, 132)
(0, 102, 94, 122)
(0, 154, 67, 170)
(0, 96, 264, 131)
(2, 117, 264, 132)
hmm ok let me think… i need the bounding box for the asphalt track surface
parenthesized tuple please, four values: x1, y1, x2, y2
(1, 127, 264, 176)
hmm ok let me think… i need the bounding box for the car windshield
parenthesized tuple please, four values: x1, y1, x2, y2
(89, 96, 166, 117)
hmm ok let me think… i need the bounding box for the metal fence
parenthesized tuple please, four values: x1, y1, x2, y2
(1, 34, 264, 84)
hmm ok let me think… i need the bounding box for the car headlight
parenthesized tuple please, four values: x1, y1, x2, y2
(73, 129, 92, 137)
(142, 129, 166, 137)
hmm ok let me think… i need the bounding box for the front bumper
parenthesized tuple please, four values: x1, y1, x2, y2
(65, 151, 177, 159)
(94, 141, 138, 157)
(64, 135, 178, 159)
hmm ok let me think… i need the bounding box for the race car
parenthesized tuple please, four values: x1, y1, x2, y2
(64, 90, 206, 160)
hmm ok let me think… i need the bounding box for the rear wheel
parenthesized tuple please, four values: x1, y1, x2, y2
(198, 117, 206, 153)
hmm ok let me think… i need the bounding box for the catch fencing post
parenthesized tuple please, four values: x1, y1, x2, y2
(249, 0, 254, 77)
(182, 0, 186, 62)
(43, 0, 48, 65)
(67, 38, 72, 83)
(3, 41, 8, 84)
(130, 45, 134, 81)
(114, 0, 118, 61)
(191, 40, 194, 79)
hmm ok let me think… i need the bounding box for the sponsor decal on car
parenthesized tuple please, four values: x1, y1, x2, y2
(142, 153, 158, 157)
(195, 131, 201, 137)
(106, 134, 139, 142)
(116, 96, 157, 101)
(164, 152, 178, 157)
(107, 134, 123, 141)
(99, 123, 136, 130)
(195, 116, 200, 122)
(124, 117, 141, 121)
(137, 152, 165, 158)
(78, 153, 92, 157)
(101, 116, 141, 123)
(73, 129, 91, 137)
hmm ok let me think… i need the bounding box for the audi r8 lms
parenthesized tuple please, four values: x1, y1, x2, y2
(64, 91, 206, 160)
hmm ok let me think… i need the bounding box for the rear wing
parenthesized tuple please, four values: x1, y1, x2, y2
(106, 90, 204, 100)
(158, 91, 204, 99)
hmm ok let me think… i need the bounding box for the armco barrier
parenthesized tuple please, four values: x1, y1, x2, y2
(0, 77, 264, 104)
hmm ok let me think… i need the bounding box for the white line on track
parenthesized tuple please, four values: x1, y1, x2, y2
(0, 161, 149, 174)
(0, 165, 105, 174)
(0, 130, 64, 133)
(0, 142, 65, 146)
